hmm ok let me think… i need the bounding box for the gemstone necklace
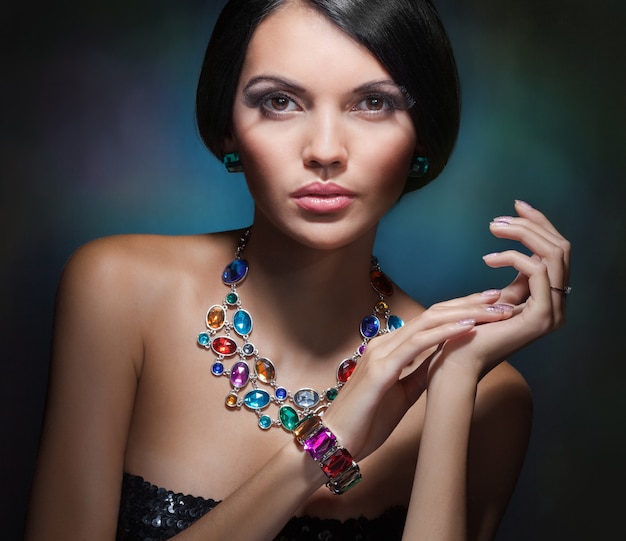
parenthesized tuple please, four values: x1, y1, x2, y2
(196, 230, 404, 431)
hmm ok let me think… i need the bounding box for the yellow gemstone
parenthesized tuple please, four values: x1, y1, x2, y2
(207, 305, 225, 330)
(375, 301, 389, 314)
(225, 392, 238, 408)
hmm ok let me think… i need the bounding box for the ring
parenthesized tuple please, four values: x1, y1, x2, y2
(550, 285, 572, 296)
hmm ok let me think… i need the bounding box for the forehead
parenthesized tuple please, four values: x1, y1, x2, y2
(239, 2, 392, 85)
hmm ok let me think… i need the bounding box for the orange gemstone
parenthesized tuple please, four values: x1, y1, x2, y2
(206, 305, 225, 330)
(255, 358, 275, 384)
(225, 393, 238, 408)
(370, 270, 393, 297)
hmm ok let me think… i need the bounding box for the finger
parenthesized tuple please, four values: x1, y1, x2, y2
(430, 289, 505, 308)
(360, 319, 478, 385)
(483, 250, 556, 322)
(489, 217, 570, 297)
(498, 272, 529, 305)
(513, 199, 567, 241)
(370, 299, 515, 362)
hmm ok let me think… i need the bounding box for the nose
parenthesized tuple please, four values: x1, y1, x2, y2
(302, 110, 348, 172)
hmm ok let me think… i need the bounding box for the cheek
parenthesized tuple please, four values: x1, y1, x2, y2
(357, 125, 416, 182)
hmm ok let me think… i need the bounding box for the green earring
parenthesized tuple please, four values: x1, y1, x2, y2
(408, 156, 429, 178)
(223, 152, 243, 173)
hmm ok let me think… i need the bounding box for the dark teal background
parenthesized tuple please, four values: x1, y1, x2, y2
(2, 0, 624, 539)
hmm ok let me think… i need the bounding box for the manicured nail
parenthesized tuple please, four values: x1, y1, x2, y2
(485, 303, 515, 313)
(492, 216, 514, 224)
(457, 319, 476, 326)
(490, 220, 510, 227)
(483, 252, 500, 260)
(515, 199, 533, 209)
(481, 289, 501, 297)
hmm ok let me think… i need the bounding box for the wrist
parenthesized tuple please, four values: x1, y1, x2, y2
(292, 414, 362, 495)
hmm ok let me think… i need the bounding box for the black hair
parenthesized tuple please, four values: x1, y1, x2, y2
(196, 0, 461, 192)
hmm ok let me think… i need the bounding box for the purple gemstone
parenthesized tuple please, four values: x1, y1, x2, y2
(230, 361, 250, 388)
(303, 428, 336, 460)
(222, 259, 248, 285)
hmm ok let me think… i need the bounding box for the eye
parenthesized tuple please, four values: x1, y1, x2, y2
(263, 94, 299, 113)
(354, 95, 394, 114)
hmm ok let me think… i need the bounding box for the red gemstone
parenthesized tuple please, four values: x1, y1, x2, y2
(370, 270, 393, 297)
(337, 359, 357, 383)
(322, 448, 353, 478)
(211, 336, 237, 356)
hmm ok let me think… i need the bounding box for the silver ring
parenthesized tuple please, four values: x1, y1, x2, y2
(550, 285, 572, 296)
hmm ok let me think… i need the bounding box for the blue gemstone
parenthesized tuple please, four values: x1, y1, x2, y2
(293, 388, 320, 409)
(243, 389, 271, 410)
(360, 315, 380, 338)
(275, 387, 288, 401)
(222, 259, 248, 285)
(258, 415, 273, 430)
(233, 309, 253, 336)
(211, 361, 224, 376)
(197, 332, 210, 347)
(242, 343, 255, 356)
(388, 315, 404, 331)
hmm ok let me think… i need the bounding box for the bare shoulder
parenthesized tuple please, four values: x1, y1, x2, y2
(63, 231, 235, 280)
(59, 231, 241, 303)
(475, 361, 533, 422)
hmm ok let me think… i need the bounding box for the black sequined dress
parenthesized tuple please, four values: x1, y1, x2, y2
(116, 472, 406, 541)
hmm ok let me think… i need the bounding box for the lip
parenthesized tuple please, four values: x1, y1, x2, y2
(291, 182, 356, 213)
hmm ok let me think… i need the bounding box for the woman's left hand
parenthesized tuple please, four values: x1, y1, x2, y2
(430, 199, 571, 380)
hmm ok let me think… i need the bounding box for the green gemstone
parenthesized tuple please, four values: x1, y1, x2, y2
(279, 406, 299, 431)
(225, 292, 239, 305)
(326, 388, 339, 401)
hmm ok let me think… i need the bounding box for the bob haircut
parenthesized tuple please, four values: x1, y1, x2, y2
(196, 0, 461, 193)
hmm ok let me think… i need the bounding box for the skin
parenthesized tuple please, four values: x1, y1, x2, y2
(25, 3, 570, 540)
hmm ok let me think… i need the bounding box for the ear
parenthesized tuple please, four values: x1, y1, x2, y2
(221, 133, 238, 155)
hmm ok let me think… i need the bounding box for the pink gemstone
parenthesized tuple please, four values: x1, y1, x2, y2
(230, 361, 250, 388)
(303, 428, 336, 461)
(211, 336, 237, 356)
(337, 359, 357, 383)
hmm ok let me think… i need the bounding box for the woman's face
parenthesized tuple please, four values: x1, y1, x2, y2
(229, 2, 417, 249)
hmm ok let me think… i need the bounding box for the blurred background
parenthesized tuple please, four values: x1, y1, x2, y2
(2, 0, 624, 539)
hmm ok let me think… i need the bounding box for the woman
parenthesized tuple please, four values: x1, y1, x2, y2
(25, 0, 570, 539)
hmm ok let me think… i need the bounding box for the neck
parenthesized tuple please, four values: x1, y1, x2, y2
(233, 223, 382, 360)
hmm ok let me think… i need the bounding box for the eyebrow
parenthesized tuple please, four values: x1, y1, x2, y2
(243, 76, 409, 97)
(243, 76, 306, 94)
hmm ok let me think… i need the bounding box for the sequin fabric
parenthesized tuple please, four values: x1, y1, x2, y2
(117, 472, 407, 541)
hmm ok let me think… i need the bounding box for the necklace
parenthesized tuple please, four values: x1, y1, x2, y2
(196, 230, 404, 431)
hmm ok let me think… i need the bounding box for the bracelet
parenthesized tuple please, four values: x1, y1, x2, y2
(292, 414, 362, 495)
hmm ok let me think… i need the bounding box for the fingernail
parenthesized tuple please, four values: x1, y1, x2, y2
(492, 216, 514, 224)
(481, 289, 501, 297)
(515, 199, 533, 209)
(490, 220, 509, 227)
(457, 319, 476, 326)
(485, 303, 515, 313)
(483, 252, 500, 259)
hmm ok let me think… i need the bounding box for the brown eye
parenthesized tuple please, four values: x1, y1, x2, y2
(271, 96, 290, 110)
(366, 97, 385, 110)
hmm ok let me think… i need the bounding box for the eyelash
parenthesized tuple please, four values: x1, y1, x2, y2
(246, 90, 407, 119)
(353, 94, 399, 116)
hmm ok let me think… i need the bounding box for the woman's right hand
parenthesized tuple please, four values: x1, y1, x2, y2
(321, 290, 514, 460)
